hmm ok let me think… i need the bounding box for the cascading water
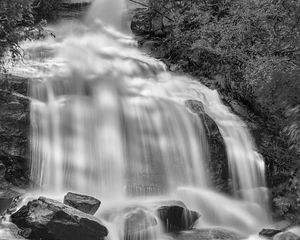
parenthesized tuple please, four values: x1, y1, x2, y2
(4, 0, 271, 238)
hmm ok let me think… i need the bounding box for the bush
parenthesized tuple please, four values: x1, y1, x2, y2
(148, 0, 300, 151)
(0, 0, 47, 69)
(145, 0, 300, 220)
(32, 0, 61, 22)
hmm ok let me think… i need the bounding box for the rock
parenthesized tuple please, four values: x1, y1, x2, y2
(185, 100, 229, 193)
(171, 228, 243, 240)
(285, 227, 300, 239)
(124, 207, 158, 240)
(11, 197, 108, 240)
(64, 192, 101, 215)
(273, 232, 300, 240)
(259, 229, 282, 238)
(185, 100, 205, 113)
(156, 200, 200, 232)
(0, 189, 22, 216)
(141, 40, 159, 53)
(0, 223, 27, 239)
(0, 75, 30, 188)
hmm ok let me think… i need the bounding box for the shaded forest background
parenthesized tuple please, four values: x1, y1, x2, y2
(0, 0, 300, 223)
(130, 0, 300, 222)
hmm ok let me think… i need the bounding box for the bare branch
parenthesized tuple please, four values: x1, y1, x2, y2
(128, 0, 174, 22)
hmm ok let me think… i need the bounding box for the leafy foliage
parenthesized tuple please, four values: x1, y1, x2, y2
(32, 0, 61, 22)
(273, 170, 300, 221)
(0, 0, 50, 70)
(146, 0, 300, 220)
(148, 0, 300, 151)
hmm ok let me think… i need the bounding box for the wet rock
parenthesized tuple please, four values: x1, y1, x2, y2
(156, 200, 200, 232)
(259, 228, 282, 238)
(63, 192, 101, 215)
(171, 228, 244, 240)
(124, 207, 158, 240)
(185, 100, 205, 114)
(0, 75, 30, 188)
(273, 232, 300, 240)
(185, 99, 229, 193)
(0, 223, 27, 239)
(11, 197, 109, 240)
(0, 189, 22, 216)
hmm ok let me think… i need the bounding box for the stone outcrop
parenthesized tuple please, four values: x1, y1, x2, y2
(0, 75, 30, 189)
(123, 207, 158, 240)
(259, 229, 282, 239)
(155, 200, 200, 232)
(185, 99, 230, 192)
(11, 197, 108, 240)
(64, 192, 101, 215)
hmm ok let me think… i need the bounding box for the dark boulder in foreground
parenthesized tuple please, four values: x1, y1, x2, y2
(171, 228, 243, 240)
(11, 197, 108, 240)
(155, 200, 200, 232)
(63, 192, 101, 215)
(259, 229, 282, 238)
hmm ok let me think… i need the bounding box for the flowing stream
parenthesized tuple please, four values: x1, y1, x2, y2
(3, 0, 271, 238)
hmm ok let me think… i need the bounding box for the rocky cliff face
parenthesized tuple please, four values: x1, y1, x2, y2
(0, 75, 30, 189)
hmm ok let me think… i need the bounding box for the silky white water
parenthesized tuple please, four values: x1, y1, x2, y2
(3, 0, 271, 238)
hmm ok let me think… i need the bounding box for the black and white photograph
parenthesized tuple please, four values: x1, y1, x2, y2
(0, 0, 299, 239)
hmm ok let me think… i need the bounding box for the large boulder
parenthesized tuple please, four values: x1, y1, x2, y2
(155, 200, 200, 232)
(185, 100, 229, 192)
(171, 228, 243, 240)
(259, 229, 282, 239)
(123, 207, 158, 240)
(63, 192, 101, 215)
(11, 197, 108, 240)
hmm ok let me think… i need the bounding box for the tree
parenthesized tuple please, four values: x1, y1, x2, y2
(0, 0, 46, 70)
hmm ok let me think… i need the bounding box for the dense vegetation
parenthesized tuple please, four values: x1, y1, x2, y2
(141, 0, 300, 221)
(0, 0, 61, 70)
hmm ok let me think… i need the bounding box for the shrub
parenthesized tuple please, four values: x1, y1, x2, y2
(0, 0, 47, 66)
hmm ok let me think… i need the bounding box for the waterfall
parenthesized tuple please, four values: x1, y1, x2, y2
(5, 0, 270, 237)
